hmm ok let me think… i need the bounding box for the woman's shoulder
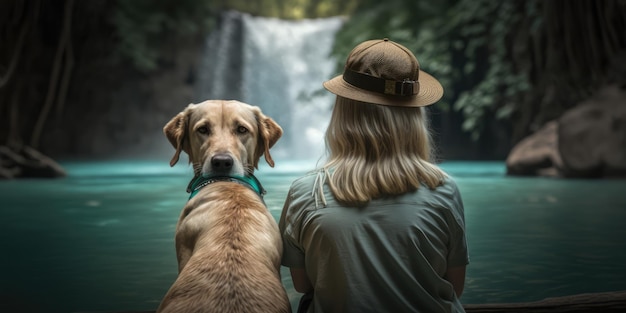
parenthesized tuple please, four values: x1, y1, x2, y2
(410, 175, 462, 207)
(289, 169, 324, 192)
(426, 175, 465, 216)
(440, 175, 460, 192)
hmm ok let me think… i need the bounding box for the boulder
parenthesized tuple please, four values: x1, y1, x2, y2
(558, 85, 626, 178)
(506, 121, 563, 177)
(507, 84, 626, 178)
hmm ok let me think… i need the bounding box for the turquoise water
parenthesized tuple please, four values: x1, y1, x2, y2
(1, 160, 625, 313)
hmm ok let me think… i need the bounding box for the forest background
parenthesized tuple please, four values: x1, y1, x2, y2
(1, 0, 625, 164)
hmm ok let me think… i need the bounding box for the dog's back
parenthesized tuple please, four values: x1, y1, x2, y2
(157, 183, 290, 313)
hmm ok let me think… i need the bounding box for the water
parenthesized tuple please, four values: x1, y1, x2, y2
(1, 160, 625, 312)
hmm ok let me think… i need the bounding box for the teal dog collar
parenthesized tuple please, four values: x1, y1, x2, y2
(187, 174, 266, 200)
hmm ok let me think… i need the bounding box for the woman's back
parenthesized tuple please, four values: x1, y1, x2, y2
(280, 171, 468, 313)
(280, 38, 469, 313)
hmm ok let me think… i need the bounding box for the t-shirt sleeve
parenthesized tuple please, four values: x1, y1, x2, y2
(446, 178, 470, 267)
(279, 186, 306, 268)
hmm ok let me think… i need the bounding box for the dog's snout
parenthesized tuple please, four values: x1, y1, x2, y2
(211, 154, 234, 171)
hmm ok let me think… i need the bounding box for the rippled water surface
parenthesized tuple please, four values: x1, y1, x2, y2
(1, 160, 625, 312)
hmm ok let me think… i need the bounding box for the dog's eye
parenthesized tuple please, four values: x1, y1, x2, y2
(197, 126, 209, 134)
(237, 126, 248, 134)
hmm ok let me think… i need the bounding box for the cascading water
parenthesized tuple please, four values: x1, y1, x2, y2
(195, 11, 344, 161)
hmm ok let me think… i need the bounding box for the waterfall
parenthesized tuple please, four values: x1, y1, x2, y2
(195, 11, 344, 161)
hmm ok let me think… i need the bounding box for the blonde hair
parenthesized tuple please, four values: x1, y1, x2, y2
(323, 97, 446, 206)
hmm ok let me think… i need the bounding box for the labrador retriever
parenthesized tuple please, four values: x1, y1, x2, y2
(157, 100, 290, 313)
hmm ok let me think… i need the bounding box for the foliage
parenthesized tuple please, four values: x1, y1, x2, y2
(448, 1, 532, 140)
(335, 0, 626, 142)
(110, 0, 358, 71)
(111, 0, 626, 141)
(111, 0, 216, 71)
(333, 0, 533, 140)
(221, 0, 358, 19)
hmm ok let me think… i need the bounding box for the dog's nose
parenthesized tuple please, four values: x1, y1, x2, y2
(211, 154, 233, 171)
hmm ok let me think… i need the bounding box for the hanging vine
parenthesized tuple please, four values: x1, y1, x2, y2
(0, 0, 40, 147)
(30, 0, 75, 149)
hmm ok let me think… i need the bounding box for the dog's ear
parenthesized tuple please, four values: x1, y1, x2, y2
(164, 105, 193, 167)
(254, 109, 283, 168)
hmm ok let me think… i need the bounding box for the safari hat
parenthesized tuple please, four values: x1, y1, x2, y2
(323, 38, 443, 107)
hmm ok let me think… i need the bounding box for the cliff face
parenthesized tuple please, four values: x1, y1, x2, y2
(1, 1, 205, 161)
(39, 35, 204, 159)
(39, 16, 204, 159)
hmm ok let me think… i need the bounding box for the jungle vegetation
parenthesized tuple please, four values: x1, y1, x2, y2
(104, 0, 626, 144)
(1, 0, 624, 155)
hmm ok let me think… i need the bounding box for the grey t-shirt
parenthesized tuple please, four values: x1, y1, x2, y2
(280, 170, 469, 313)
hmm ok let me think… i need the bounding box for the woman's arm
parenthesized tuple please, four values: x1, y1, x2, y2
(444, 265, 466, 297)
(290, 268, 313, 293)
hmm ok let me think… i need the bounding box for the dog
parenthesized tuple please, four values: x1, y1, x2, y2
(157, 100, 291, 313)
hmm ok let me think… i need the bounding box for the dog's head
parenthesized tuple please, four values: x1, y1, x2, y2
(164, 100, 282, 176)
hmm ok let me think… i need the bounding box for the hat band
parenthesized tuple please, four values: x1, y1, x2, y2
(343, 68, 419, 97)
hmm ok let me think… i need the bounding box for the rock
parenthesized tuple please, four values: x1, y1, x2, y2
(0, 145, 66, 179)
(506, 121, 563, 177)
(558, 85, 626, 178)
(507, 84, 626, 178)
(0, 165, 17, 179)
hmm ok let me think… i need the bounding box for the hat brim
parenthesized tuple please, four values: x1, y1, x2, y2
(323, 70, 443, 107)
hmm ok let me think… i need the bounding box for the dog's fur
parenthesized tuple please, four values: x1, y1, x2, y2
(157, 100, 290, 313)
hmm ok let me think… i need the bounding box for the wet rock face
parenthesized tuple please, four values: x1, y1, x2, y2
(507, 85, 626, 178)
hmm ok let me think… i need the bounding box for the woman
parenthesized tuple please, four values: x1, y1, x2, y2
(279, 38, 469, 313)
